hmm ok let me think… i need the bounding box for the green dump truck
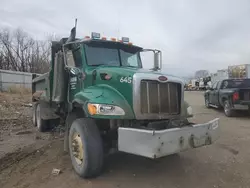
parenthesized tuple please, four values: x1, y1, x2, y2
(32, 25, 220, 178)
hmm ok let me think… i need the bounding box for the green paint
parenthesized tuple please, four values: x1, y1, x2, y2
(34, 39, 190, 119)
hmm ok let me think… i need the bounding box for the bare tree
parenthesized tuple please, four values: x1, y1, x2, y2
(0, 27, 51, 73)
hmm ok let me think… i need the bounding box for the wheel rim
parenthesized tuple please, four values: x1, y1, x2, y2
(224, 102, 230, 114)
(72, 132, 84, 165)
(36, 105, 41, 129)
(205, 98, 209, 107)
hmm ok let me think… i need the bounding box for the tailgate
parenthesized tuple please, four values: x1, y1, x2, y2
(239, 89, 250, 101)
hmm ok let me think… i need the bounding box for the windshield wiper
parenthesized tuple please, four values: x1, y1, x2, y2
(123, 65, 138, 68)
(90, 64, 106, 66)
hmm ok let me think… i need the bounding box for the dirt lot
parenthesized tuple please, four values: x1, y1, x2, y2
(1, 91, 250, 188)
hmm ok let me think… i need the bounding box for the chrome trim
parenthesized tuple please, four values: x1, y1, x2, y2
(157, 84, 161, 112)
(146, 82, 150, 113)
(176, 84, 179, 112)
(167, 84, 171, 112)
(133, 73, 184, 120)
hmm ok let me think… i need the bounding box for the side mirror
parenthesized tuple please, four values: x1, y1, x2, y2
(141, 49, 162, 71)
(154, 52, 160, 70)
(153, 50, 162, 70)
(65, 66, 81, 76)
(70, 67, 81, 76)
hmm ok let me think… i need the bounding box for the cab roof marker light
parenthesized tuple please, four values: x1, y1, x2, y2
(91, 32, 100, 39)
(101, 37, 107, 40)
(84, 36, 90, 39)
(122, 37, 129, 43)
(110, 37, 116, 41)
(128, 42, 133, 45)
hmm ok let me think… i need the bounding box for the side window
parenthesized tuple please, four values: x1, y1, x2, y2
(216, 81, 221, 89)
(127, 55, 138, 66)
(66, 50, 75, 67)
(221, 80, 230, 89)
(72, 48, 82, 67)
(212, 82, 218, 89)
(120, 50, 141, 67)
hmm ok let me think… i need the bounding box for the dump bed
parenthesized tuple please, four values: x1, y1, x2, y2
(32, 72, 50, 102)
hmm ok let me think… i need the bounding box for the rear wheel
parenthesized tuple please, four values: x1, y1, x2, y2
(69, 118, 103, 178)
(32, 103, 38, 127)
(224, 100, 234, 117)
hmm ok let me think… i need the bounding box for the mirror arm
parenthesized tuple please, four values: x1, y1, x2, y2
(141, 49, 162, 71)
(160, 50, 162, 70)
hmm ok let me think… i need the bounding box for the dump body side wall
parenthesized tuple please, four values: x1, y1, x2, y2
(32, 72, 50, 102)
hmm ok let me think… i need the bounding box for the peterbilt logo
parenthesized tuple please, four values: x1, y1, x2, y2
(158, 75, 168, 81)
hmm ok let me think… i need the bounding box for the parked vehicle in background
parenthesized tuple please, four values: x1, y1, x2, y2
(228, 64, 250, 79)
(198, 76, 211, 90)
(184, 84, 189, 90)
(211, 69, 228, 84)
(32, 24, 220, 178)
(191, 79, 199, 90)
(199, 78, 205, 90)
(204, 78, 250, 117)
(206, 81, 212, 90)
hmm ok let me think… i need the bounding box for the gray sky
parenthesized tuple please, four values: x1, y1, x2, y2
(1, 0, 250, 77)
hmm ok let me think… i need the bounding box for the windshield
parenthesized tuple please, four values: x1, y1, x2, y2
(221, 79, 250, 89)
(85, 42, 142, 68)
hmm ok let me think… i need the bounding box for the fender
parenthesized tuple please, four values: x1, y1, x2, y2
(219, 94, 231, 106)
(72, 84, 135, 119)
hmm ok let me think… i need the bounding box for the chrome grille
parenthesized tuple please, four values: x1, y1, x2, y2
(140, 80, 181, 114)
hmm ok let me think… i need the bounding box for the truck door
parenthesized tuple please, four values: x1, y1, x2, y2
(209, 82, 218, 104)
(64, 48, 83, 102)
(213, 81, 221, 105)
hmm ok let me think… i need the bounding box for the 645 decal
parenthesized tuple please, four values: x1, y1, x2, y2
(120, 76, 132, 83)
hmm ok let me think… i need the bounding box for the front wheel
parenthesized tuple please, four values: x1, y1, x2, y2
(69, 118, 103, 178)
(205, 97, 210, 108)
(224, 100, 234, 117)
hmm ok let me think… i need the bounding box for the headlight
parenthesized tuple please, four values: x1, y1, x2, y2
(187, 106, 193, 116)
(87, 103, 125, 116)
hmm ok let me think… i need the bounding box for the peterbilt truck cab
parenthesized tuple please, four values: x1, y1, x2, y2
(32, 29, 220, 178)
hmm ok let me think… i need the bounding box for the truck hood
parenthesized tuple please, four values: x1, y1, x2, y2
(83, 66, 184, 110)
(90, 66, 184, 82)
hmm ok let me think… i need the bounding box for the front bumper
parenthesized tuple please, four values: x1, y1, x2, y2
(118, 118, 220, 158)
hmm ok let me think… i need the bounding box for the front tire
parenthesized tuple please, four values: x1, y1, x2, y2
(205, 97, 210, 108)
(224, 100, 234, 117)
(69, 118, 103, 178)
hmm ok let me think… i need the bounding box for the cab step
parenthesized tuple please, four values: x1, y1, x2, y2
(209, 104, 219, 108)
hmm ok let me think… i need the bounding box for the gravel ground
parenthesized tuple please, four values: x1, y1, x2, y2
(1, 91, 250, 188)
(0, 92, 53, 170)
